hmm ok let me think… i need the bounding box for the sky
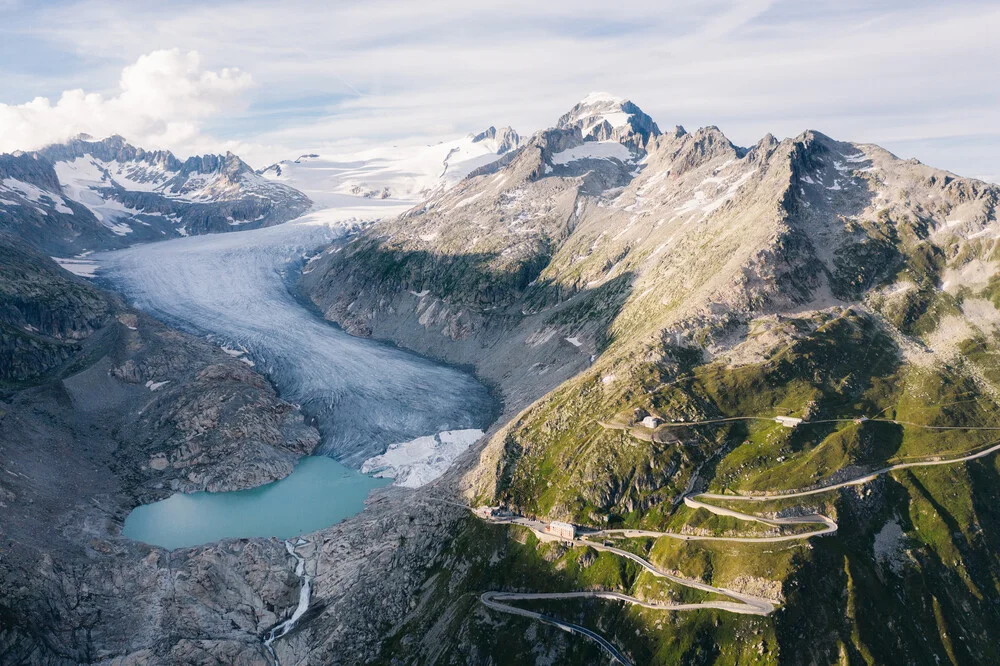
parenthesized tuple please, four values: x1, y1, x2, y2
(0, 0, 997, 181)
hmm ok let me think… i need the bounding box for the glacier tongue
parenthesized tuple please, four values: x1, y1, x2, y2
(94, 209, 495, 467)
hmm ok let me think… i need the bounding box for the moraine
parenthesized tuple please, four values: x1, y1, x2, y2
(94, 207, 496, 549)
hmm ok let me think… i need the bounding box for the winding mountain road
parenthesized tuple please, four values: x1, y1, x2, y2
(479, 436, 1000, 664)
(698, 438, 1000, 502)
(481, 592, 635, 666)
(591, 496, 837, 543)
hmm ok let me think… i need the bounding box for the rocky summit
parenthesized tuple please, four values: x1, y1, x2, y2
(3, 89, 1000, 666)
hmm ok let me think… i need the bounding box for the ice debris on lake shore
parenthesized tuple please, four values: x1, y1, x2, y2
(361, 429, 484, 488)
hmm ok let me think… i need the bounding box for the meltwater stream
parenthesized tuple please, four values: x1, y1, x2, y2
(101, 210, 495, 549)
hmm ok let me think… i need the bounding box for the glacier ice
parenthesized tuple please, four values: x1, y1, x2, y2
(96, 210, 495, 466)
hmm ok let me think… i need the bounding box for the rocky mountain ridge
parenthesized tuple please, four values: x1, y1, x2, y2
(556, 91, 661, 151)
(0, 135, 311, 255)
(306, 94, 998, 384)
(5, 90, 1000, 664)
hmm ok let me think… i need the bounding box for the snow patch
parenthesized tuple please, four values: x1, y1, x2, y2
(884, 280, 916, 297)
(52, 256, 100, 277)
(941, 260, 995, 294)
(675, 170, 755, 216)
(360, 429, 484, 487)
(551, 141, 632, 165)
(580, 112, 631, 135)
(580, 91, 626, 105)
(261, 132, 515, 206)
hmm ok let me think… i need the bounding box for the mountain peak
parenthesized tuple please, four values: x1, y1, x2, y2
(556, 93, 660, 151)
(472, 126, 498, 140)
(471, 126, 520, 154)
(557, 93, 631, 128)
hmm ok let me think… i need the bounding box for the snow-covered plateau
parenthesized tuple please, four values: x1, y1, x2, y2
(258, 126, 520, 205)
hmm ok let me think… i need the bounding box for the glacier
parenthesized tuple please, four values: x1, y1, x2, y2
(95, 208, 496, 467)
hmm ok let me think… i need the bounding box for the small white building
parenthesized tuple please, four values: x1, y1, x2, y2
(775, 416, 803, 428)
(547, 521, 576, 540)
(641, 416, 661, 429)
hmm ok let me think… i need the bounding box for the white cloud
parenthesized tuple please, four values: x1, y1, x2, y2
(0, 49, 252, 154)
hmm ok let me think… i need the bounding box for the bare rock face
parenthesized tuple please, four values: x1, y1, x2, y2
(0, 238, 116, 381)
(472, 125, 521, 154)
(112, 358, 143, 383)
(259, 495, 470, 666)
(556, 92, 661, 151)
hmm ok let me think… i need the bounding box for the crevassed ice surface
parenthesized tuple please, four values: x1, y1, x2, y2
(97, 209, 495, 466)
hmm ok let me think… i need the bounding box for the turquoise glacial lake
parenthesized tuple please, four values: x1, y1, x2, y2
(122, 456, 390, 550)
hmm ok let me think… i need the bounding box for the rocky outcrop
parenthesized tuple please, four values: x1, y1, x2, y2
(0, 237, 116, 381)
(0, 152, 63, 192)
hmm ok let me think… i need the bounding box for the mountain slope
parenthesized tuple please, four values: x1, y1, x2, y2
(0, 135, 311, 255)
(303, 95, 1000, 664)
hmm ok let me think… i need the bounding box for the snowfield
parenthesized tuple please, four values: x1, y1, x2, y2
(259, 131, 517, 206)
(551, 141, 633, 165)
(52, 256, 101, 277)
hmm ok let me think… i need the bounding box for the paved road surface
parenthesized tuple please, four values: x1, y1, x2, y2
(481, 592, 634, 665)
(699, 439, 1000, 502)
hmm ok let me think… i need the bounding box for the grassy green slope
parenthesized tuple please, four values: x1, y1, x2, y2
(399, 304, 1000, 665)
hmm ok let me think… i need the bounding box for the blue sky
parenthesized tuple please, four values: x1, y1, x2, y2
(0, 0, 997, 181)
